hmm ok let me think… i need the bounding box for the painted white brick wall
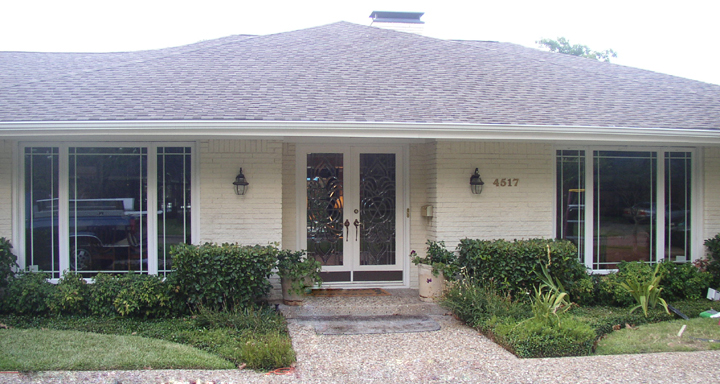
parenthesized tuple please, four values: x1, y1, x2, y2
(408, 142, 431, 288)
(704, 147, 720, 240)
(426, 141, 554, 246)
(199, 139, 284, 300)
(0, 140, 13, 240)
(281, 143, 297, 251)
(199, 140, 283, 246)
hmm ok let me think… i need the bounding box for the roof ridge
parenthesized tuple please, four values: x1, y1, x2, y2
(450, 39, 720, 100)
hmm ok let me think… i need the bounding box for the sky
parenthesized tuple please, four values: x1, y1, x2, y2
(2, 0, 719, 85)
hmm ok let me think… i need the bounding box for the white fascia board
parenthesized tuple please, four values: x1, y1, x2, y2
(1, 120, 719, 145)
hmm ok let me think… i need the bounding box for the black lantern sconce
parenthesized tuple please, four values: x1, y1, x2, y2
(233, 168, 249, 195)
(470, 168, 484, 195)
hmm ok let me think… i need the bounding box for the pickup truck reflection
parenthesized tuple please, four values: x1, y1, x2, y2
(27, 198, 146, 272)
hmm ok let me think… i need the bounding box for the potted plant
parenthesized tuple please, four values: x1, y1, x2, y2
(277, 250, 322, 305)
(411, 240, 458, 302)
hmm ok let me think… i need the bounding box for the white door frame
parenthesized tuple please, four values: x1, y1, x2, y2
(295, 144, 409, 287)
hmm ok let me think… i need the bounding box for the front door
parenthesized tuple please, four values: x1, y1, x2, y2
(297, 145, 405, 285)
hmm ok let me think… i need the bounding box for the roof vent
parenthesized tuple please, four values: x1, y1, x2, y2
(369, 11, 425, 35)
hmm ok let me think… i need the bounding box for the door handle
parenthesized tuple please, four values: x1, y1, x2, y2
(353, 219, 363, 241)
(344, 219, 350, 242)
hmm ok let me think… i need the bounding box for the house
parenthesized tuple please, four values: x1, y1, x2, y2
(1, 15, 719, 294)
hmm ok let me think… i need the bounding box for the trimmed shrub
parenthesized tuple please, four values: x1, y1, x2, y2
(494, 316, 596, 358)
(704, 234, 720, 287)
(112, 274, 176, 318)
(659, 261, 713, 301)
(0, 272, 54, 315)
(171, 243, 278, 310)
(88, 273, 127, 317)
(88, 273, 179, 318)
(457, 238, 589, 301)
(0, 238, 18, 292)
(48, 272, 89, 315)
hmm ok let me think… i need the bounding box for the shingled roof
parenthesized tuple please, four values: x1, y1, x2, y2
(1, 21, 719, 130)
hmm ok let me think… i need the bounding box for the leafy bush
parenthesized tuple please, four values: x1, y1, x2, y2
(0, 237, 18, 292)
(457, 238, 588, 300)
(0, 272, 54, 315)
(113, 274, 176, 318)
(659, 261, 713, 301)
(276, 249, 322, 294)
(594, 262, 655, 307)
(48, 272, 89, 315)
(704, 234, 720, 287)
(88, 273, 178, 318)
(88, 273, 127, 317)
(442, 274, 531, 331)
(171, 243, 277, 310)
(494, 316, 596, 358)
(411, 240, 459, 279)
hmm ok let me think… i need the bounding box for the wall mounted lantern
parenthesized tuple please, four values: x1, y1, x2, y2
(233, 168, 249, 195)
(470, 168, 484, 195)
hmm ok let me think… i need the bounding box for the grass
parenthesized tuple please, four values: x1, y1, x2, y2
(0, 328, 234, 371)
(0, 306, 295, 371)
(596, 317, 720, 355)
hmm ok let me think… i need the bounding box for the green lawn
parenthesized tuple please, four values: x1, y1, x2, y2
(0, 328, 234, 371)
(0, 307, 295, 371)
(596, 317, 720, 355)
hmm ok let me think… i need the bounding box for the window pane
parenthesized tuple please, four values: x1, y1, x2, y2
(25, 148, 60, 278)
(665, 152, 691, 262)
(594, 151, 657, 269)
(556, 150, 586, 261)
(69, 148, 147, 275)
(158, 147, 192, 275)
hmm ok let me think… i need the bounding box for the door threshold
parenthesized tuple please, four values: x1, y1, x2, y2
(318, 281, 407, 290)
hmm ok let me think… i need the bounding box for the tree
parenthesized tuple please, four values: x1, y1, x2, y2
(536, 37, 617, 62)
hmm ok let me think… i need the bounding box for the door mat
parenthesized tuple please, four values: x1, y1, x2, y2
(309, 288, 390, 297)
(294, 315, 440, 335)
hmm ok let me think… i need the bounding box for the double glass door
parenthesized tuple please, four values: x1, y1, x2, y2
(299, 146, 404, 284)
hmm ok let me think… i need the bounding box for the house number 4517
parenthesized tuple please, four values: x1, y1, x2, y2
(493, 178, 519, 187)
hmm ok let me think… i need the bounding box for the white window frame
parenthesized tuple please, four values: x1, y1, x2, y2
(554, 145, 700, 272)
(13, 141, 198, 281)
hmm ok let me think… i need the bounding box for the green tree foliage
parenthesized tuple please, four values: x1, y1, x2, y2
(537, 37, 617, 62)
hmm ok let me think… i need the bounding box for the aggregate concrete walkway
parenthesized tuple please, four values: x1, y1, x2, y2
(4, 289, 720, 383)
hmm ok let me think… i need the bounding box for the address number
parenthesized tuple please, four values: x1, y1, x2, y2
(493, 178, 519, 187)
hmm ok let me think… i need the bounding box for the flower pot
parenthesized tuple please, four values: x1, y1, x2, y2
(418, 263, 445, 302)
(281, 276, 313, 306)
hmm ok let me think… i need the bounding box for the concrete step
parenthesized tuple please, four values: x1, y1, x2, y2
(278, 288, 448, 318)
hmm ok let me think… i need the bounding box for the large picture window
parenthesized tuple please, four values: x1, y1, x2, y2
(556, 149, 693, 271)
(22, 144, 193, 277)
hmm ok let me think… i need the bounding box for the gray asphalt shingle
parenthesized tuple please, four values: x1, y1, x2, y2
(1, 22, 718, 129)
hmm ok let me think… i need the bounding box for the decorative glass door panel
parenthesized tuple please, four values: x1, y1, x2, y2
(301, 146, 403, 284)
(359, 153, 396, 266)
(306, 153, 344, 267)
